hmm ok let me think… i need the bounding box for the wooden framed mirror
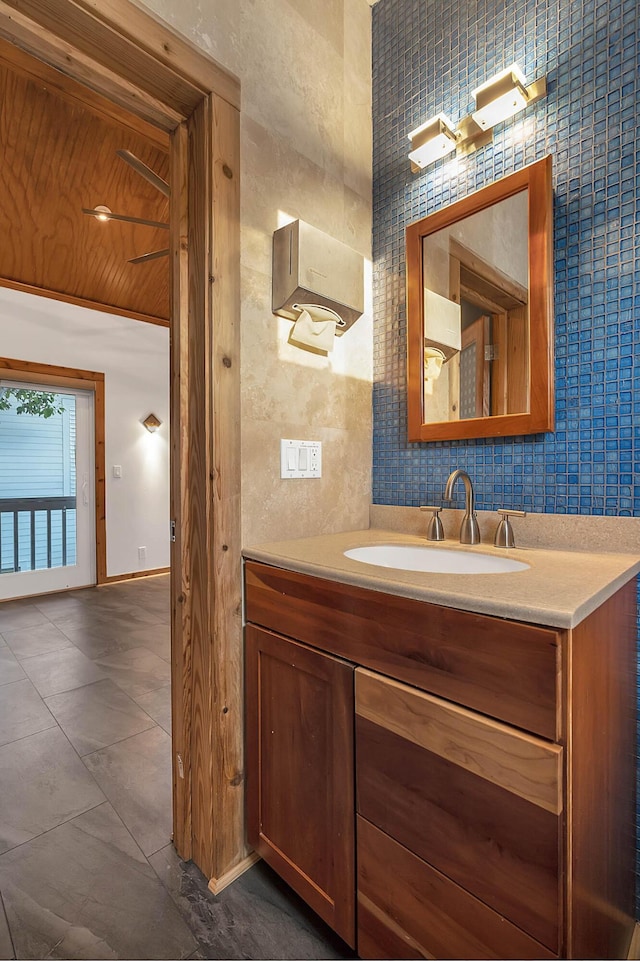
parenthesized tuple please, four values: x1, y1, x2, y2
(406, 156, 554, 442)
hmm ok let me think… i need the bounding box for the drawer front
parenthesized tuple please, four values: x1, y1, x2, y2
(356, 668, 562, 953)
(358, 816, 558, 960)
(245, 561, 561, 739)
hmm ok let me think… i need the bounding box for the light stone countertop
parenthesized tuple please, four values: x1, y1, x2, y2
(243, 527, 640, 629)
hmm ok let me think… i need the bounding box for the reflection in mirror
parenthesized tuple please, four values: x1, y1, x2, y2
(423, 192, 529, 422)
(406, 156, 554, 442)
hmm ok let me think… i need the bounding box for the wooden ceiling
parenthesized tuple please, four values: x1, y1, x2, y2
(0, 40, 170, 324)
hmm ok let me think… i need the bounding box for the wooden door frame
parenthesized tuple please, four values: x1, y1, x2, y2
(0, 0, 245, 887)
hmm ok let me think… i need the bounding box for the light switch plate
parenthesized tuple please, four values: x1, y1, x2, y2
(280, 439, 322, 478)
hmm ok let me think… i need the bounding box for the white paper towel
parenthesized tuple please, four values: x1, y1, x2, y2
(290, 303, 341, 352)
(423, 346, 445, 395)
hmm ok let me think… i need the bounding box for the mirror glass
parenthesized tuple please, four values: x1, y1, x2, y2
(406, 157, 554, 442)
(422, 191, 528, 422)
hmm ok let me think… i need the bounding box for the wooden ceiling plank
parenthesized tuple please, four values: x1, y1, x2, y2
(0, 1, 182, 131)
(0, 36, 170, 148)
(0, 0, 230, 119)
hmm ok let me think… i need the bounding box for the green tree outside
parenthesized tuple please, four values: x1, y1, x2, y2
(0, 388, 65, 419)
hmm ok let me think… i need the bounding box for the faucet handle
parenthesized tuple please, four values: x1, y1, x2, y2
(420, 505, 444, 542)
(494, 509, 527, 549)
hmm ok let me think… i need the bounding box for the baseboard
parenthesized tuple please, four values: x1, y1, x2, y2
(99, 567, 170, 585)
(207, 852, 260, 896)
(627, 922, 640, 960)
(1, 582, 94, 603)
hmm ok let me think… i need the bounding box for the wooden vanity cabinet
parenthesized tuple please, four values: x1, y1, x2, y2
(244, 561, 637, 960)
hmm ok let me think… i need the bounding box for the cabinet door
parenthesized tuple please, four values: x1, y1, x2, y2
(356, 668, 563, 955)
(245, 625, 355, 947)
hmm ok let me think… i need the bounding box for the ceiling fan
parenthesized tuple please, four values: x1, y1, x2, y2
(82, 149, 169, 264)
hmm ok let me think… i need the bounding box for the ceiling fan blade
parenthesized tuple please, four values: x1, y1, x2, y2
(128, 248, 170, 265)
(116, 149, 170, 197)
(82, 208, 169, 230)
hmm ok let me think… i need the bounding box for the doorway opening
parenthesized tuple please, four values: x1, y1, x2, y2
(0, 0, 244, 890)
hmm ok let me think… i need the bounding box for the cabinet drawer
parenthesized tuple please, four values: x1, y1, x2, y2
(357, 817, 558, 960)
(245, 561, 561, 739)
(356, 668, 562, 953)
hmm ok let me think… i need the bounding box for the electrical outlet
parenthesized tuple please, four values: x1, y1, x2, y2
(138, 546, 147, 563)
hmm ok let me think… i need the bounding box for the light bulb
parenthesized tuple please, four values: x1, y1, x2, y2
(94, 205, 112, 222)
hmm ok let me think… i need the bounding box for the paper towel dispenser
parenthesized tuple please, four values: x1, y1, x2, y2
(423, 288, 461, 360)
(272, 219, 364, 335)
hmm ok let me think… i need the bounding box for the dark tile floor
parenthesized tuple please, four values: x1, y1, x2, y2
(0, 576, 353, 961)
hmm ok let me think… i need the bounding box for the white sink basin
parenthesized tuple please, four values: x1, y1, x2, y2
(344, 544, 530, 574)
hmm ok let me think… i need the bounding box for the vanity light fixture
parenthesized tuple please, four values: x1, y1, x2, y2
(472, 64, 530, 130)
(408, 64, 546, 171)
(408, 114, 458, 172)
(142, 413, 162, 433)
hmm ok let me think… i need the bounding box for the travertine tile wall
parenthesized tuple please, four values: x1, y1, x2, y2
(138, 0, 374, 545)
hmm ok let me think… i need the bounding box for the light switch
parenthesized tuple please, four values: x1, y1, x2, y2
(113, 465, 122, 478)
(280, 440, 322, 478)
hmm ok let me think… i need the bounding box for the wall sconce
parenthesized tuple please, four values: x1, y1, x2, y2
(408, 63, 546, 171)
(408, 114, 458, 171)
(143, 413, 162, 433)
(472, 64, 530, 129)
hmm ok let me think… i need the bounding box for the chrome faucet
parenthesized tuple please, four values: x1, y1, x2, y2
(444, 469, 481, 545)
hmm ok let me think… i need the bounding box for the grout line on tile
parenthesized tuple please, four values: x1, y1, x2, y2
(79, 722, 166, 764)
(75, 720, 159, 758)
(0, 719, 58, 750)
(0, 797, 107, 861)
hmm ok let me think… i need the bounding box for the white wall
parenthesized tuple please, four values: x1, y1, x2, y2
(138, 0, 374, 546)
(0, 287, 169, 577)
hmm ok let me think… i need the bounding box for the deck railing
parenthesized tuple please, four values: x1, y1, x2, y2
(0, 496, 76, 573)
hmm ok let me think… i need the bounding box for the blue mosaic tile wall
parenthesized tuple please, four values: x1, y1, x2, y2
(372, 0, 640, 913)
